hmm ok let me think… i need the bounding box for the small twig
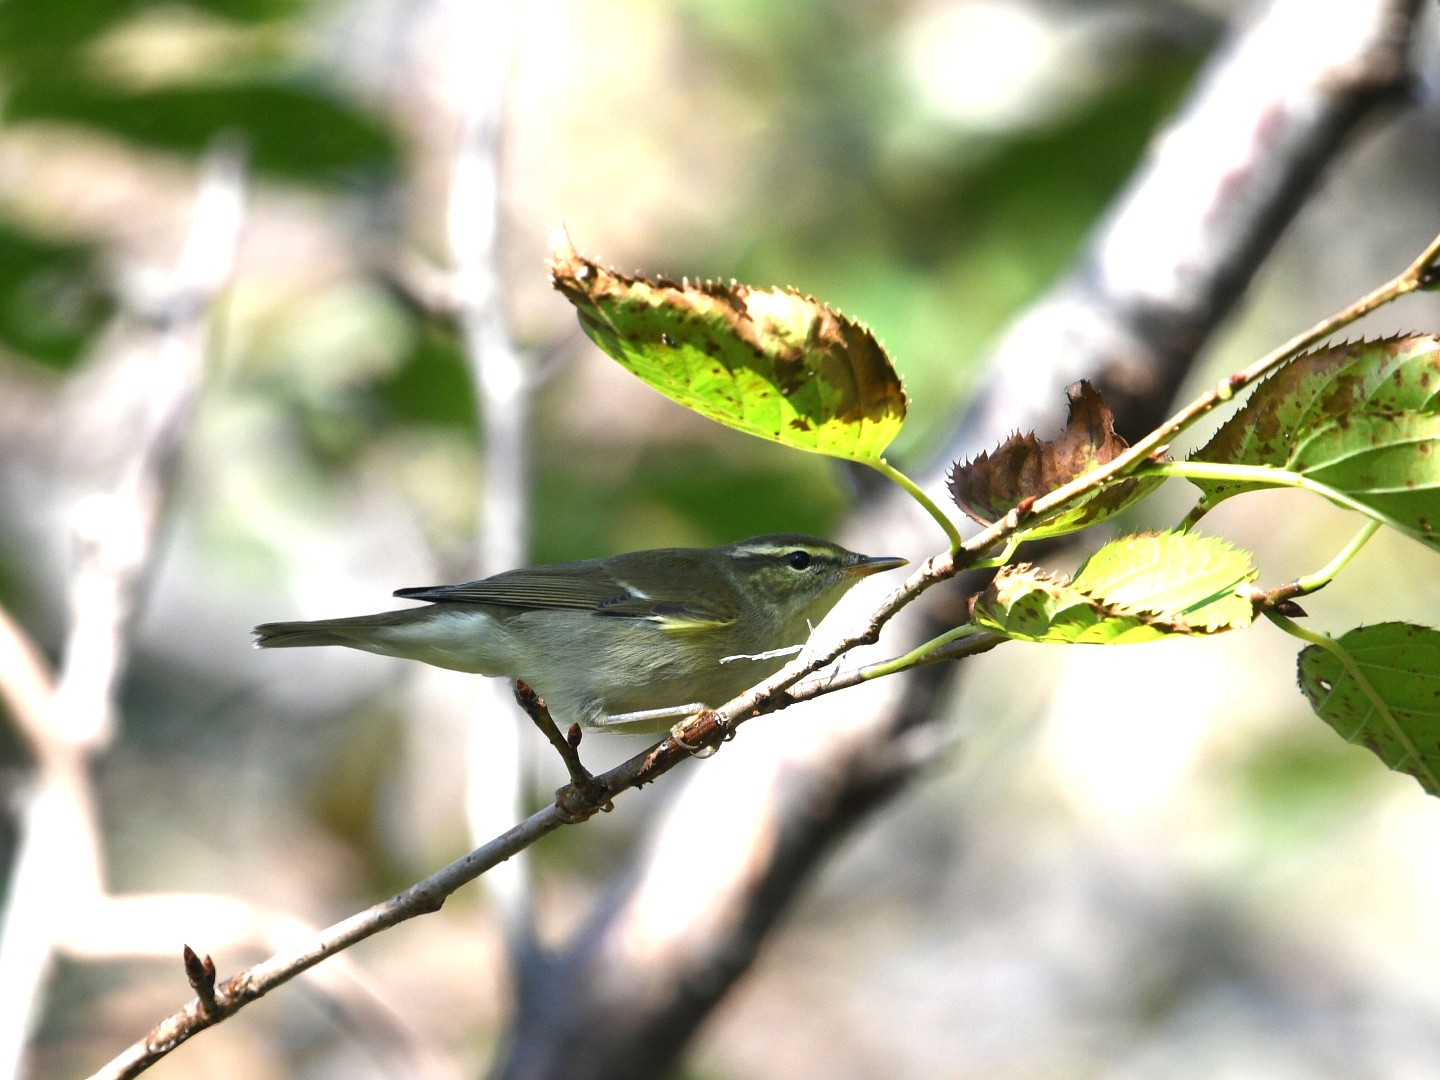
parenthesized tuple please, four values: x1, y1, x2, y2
(70, 894, 460, 1080)
(87, 806, 567, 1080)
(1246, 520, 1383, 612)
(181, 946, 218, 1019)
(512, 681, 609, 817)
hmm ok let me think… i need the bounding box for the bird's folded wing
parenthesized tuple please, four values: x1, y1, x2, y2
(395, 569, 732, 627)
(395, 570, 621, 609)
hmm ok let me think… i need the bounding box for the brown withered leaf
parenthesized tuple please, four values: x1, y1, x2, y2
(948, 380, 1159, 539)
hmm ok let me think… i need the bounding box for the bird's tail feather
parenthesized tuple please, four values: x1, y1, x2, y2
(252, 607, 500, 675)
(252, 609, 427, 650)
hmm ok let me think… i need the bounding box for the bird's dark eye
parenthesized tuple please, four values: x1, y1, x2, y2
(785, 550, 812, 570)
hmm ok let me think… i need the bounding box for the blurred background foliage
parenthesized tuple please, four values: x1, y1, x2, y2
(2, 1, 1440, 1078)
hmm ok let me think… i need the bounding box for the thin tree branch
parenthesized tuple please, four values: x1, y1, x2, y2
(78, 895, 460, 1080)
(80, 541, 972, 1079)
(434, 0, 540, 959)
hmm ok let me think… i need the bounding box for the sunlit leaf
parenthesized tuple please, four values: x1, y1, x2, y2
(1196, 337, 1440, 478)
(1287, 410, 1440, 545)
(1297, 622, 1440, 795)
(972, 531, 1257, 643)
(1188, 337, 1440, 547)
(549, 231, 906, 461)
(949, 380, 1162, 539)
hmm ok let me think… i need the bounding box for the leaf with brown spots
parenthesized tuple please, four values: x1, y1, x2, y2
(947, 380, 1162, 540)
(1191, 335, 1440, 499)
(973, 531, 1257, 643)
(1297, 622, 1440, 796)
(549, 231, 906, 461)
(1189, 336, 1440, 549)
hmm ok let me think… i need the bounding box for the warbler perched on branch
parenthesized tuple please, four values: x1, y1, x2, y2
(254, 534, 905, 732)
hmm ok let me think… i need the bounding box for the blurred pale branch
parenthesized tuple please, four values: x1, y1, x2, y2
(0, 142, 246, 1078)
(433, 0, 543, 961)
(0, 605, 57, 753)
(0, 137, 456, 1080)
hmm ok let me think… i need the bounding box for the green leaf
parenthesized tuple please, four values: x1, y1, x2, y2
(1297, 622, 1440, 795)
(5, 79, 398, 186)
(1287, 410, 1440, 545)
(0, 1, 135, 78)
(381, 325, 477, 432)
(1189, 336, 1440, 547)
(1196, 336, 1440, 477)
(548, 232, 906, 461)
(949, 380, 1162, 539)
(0, 1, 311, 86)
(0, 221, 114, 370)
(973, 531, 1257, 643)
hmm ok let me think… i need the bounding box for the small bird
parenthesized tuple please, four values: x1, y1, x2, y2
(254, 534, 905, 732)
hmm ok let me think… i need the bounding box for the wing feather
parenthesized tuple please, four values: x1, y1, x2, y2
(395, 567, 621, 609)
(395, 561, 733, 627)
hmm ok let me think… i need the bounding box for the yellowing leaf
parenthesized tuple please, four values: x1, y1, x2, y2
(973, 532, 1257, 643)
(549, 232, 906, 461)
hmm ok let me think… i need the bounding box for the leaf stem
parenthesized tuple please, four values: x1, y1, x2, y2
(1142, 460, 1417, 540)
(1265, 612, 1439, 794)
(1290, 520, 1381, 595)
(857, 623, 989, 682)
(968, 536, 1021, 570)
(866, 457, 964, 551)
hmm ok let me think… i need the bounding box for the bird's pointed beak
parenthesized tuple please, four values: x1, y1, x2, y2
(847, 553, 908, 577)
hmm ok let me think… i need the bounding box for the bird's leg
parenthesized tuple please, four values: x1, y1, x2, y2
(598, 701, 720, 757)
(606, 702, 710, 728)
